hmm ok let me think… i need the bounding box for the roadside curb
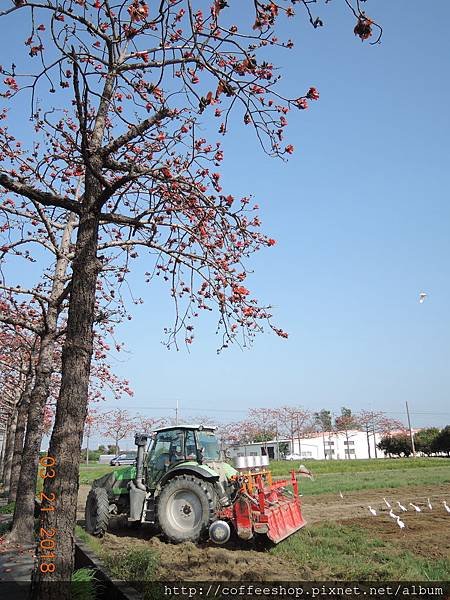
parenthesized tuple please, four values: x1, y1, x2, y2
(75, 536, 144, 600)
(0, 517, 35, 600)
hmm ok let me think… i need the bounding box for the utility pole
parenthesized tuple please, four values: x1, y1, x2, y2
(175, 399, 179, 425)
(405, 401, 416, 457)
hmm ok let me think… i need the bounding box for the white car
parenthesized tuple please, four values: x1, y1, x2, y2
(285, 453, 302, 461)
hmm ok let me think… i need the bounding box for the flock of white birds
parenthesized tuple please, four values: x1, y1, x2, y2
(338, 491, 450, 531)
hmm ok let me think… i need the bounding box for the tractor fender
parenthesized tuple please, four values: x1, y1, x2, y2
(158, 464, 219, 490)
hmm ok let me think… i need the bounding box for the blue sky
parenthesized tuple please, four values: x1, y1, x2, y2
(2, 1, 450, 446)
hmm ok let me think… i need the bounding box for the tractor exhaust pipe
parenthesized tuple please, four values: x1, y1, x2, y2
(134, 433, 149, 491)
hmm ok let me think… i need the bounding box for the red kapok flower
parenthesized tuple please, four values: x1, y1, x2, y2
(354, 17, 373, 41)
(233, 286, 250, 297)
(285, 145, 294, 155)
(306, 87, 319, 101)
(127, 0, 149, 23)
(295, 98, 308, 110)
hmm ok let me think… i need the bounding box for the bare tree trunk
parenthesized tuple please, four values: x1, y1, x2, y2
(373, 420, 378, 458)
(8, 376, 33, 503)
(1, 415, 14, 485)
(2, 399, 20, 493)
(296, 416, 301, 458)
(35, 207, 101, 597)
(0, 431, 5, 479)
(8, 330, 58, 543)
(9, 213, 77, 544)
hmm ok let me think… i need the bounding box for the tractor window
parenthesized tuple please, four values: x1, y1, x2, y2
(147, 429, 185, 486)
(196, 430, 220, 461)
(184, 430, 197, 460)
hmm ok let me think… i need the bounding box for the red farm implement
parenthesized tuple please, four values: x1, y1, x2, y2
(219, 469, 307, 544)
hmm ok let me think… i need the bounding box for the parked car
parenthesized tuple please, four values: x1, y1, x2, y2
(110, 452, 137, 466)
(285, 453, 303, 461)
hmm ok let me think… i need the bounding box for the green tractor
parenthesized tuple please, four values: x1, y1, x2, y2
(85, 425, 306, 545)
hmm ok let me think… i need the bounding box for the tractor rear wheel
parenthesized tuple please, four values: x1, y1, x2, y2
(85, 487, 110, 537)
(157, 475, 217, 543)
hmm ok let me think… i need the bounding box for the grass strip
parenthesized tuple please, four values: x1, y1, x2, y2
(295, 466, 450, 496)
(269, 457, 450, 477)
(271, 522, 450, 580)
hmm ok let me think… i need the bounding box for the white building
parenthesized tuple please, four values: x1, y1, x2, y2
(228, 429, 389, 460)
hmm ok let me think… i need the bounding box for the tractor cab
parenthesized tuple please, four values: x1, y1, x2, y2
(146, 425, 220, 488)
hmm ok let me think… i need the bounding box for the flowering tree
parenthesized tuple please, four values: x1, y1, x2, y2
(275, 405, 311, 455)
(101, 408, 138, 456)
(0, 178, 133, 543)
(313, 409, 333, 458)
(83, 408, 101, 465)
(357, 409, 385, 459)
(247, 408, 279, 444)
(0, 322, 35, 494)
(214, 420, 247, 449)
(335, 407, 359, 458)
(0, 296, 132, 543)
(0, 0, 380, 592)
(356, 410, 407, 458)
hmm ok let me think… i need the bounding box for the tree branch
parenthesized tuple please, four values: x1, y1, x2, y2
(0, 314, 42, 336)
(0, 174, 81, 214)
(100, 109, 171, 158)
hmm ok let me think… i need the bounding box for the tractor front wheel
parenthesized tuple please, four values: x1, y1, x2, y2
(85, 487, 110, 537)
(157, 475, 217, 543)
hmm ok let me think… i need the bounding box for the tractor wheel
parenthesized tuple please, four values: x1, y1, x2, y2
(157, 475, 217, 543)
(85, 487, 110, 537)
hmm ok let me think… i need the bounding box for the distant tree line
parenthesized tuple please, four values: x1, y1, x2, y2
(378, 426, 450, 458)
(77, 408, 449, 462)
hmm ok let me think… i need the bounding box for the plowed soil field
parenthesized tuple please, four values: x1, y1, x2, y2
(77, 483, 450, 581)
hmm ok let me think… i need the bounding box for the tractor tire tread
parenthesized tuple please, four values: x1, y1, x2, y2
(85, 487, 110, 537)
(157, 475, 218, 544)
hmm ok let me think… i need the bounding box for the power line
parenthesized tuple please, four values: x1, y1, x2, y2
(100, 404, 450, 417)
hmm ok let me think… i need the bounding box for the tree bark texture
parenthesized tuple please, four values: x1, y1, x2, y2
(35, 207, 101, 597)
(9, 213, 77, 543)
(8, 377, 33, 503)
(8, 331, 58, 543)
(1, 400, 19, 492)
